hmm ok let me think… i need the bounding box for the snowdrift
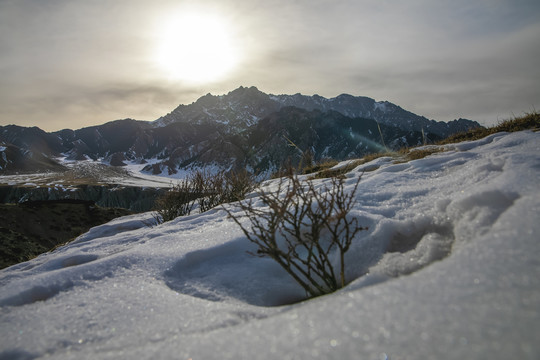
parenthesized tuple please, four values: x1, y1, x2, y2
(1, 131, 539, 359)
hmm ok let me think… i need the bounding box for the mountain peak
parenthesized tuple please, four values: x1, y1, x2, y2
(1, 87, 482, 177)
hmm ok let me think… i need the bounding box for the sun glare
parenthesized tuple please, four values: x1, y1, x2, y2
(154, 11, 239, 84)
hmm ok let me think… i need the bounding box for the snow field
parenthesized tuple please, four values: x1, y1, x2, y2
(1, 130, 539, 359)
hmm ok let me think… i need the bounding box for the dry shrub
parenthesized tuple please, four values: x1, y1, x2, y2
(225, 173, 366, 298)
(154, 169, 258, 224)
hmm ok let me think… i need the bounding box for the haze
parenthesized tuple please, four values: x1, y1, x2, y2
(1, 0, 539, 131)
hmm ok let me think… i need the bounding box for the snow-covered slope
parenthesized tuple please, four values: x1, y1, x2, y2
(1, 131, 539, 359)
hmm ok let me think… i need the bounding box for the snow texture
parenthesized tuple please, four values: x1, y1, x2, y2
(0, 159, 175, 189)
(1, 131, 539, 359)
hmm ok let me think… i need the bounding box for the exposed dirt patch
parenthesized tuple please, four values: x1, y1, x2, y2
(0, 200, 132, 269)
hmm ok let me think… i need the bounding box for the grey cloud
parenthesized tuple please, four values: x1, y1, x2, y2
(1, 0, 539, 130)
(0, 82, 191, 131)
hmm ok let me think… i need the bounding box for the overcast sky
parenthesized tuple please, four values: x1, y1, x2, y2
(1, 0, 539, 131)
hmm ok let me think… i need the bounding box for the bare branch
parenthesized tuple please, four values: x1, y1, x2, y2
(224, 172, 367, 298)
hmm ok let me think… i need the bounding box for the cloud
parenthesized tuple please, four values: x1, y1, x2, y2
(0, 82, 191, 131)
(1, 0, 539, 130)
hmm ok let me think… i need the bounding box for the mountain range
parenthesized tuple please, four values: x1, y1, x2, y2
(0, 86, 480, 176)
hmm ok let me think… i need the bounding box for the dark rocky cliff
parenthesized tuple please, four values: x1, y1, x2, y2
(0, 185, 165, 212)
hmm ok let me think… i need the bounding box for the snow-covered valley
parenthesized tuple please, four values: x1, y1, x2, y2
(0, 159, 176, 189)
(1, 130, 539, 359)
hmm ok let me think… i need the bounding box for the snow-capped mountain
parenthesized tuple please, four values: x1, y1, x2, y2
(153, 86, 282, 130)
(0, 86, 481, 176)
(156, 86, 477, 138)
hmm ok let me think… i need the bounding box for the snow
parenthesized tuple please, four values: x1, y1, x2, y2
(374, 101, 388, 112)
(0, 159, 174, 189)
(1, 131, 540, 359)
(118, 162, 178, 187)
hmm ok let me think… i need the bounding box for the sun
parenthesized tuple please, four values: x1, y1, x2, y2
(154, 11, 239, 84)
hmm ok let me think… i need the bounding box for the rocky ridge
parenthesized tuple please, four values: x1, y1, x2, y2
(1, 86, 481, 177)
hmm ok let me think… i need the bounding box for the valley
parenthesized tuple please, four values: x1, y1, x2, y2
(0, 87, 484, 273)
